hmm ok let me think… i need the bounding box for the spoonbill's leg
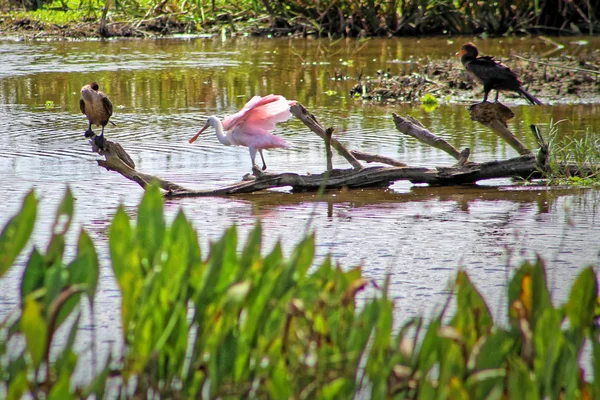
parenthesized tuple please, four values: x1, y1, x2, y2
(258, 149, 267, 170)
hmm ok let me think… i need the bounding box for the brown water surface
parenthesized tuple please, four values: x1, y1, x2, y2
(1, 36, 600, 369)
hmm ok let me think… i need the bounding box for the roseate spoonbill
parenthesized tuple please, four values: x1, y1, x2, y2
(458, 43, 542, 105)
(80, 82, 115, 149)
(189, 94, 296, 171)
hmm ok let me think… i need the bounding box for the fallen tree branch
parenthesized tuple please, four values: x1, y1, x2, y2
(392, 113, 466, 161)
(88, 102, 595, 198)
(91, 136, 544, 197)
(350, 150, 408, 167)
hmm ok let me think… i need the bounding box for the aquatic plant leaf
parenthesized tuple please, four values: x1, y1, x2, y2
(508, 257, 551, 331)
(472, 329, 515, 370)
(565, 266, 598, 332)
(467, 329, 514, 398)
(211, 330, 237, 393)
(43, 262, 66, 314)
(7, 370, 28, 400)
(163, 211, 192, 304)
(154, 301, 185, 353)
(110, 205, 142, 338)
(273, 234, 314, 299)
(453, 270, 493, 350)
(20, 248, 45, 300)
(289, 234, 314, 282)
(533, 307, 564, 397)
(418, 378, 437, 399)
(175, 209, 201, 265)
(507, 357, 540, 400)
(239, 221, 262, 273)
(321, 378, 353, 399)
(196, 226, 238, 307)
(465, 369, 506, 400)
(416, 318, 441, 380)
(550, 338, 581, 399)
(438, 340, 465, 395)
(243, 242, 284, 344)
(110, 205, 139, 282)
(48, 373, 74, 400)
(0, 190, 36, 277)
(213, 226, 239, 293)
(447, 376, 469, 400)
(267, 359, 292, 399)
(56, 230, 100, 328)
(593, 328, 600, 399)
(45, 187, 74, 265)
(54, 312, 80, 377)
(21, 298, 47, 369)
(137, 183, 165, 265)
(367, 294, 394, 396)
(67, 230, 99, 303)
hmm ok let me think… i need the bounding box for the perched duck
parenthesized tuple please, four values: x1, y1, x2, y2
(80, 82, 114, 148)
(458, 42, 542, 105)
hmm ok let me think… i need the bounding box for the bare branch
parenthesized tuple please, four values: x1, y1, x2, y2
(392, 113, 463, 160)
(290, 103, 363, 170)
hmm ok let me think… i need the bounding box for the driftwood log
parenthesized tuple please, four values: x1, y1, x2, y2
(90, 102, 587, 198)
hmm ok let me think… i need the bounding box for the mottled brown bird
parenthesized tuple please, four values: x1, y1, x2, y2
(80, 82, 114, 148)
(458, 42, 542, 105)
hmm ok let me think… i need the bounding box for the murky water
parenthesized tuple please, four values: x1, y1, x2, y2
(1, 36, 600, 372)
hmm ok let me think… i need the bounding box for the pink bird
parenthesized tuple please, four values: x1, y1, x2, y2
(189, 94, 296, 171)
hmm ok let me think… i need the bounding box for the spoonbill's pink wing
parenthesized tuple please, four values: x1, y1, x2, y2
(222, 95, 266, 131)
(222, 95, 296, 132)
(242, 96, 296, 133)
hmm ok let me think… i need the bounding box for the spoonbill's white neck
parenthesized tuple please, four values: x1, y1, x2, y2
(205, 116, 230, 146)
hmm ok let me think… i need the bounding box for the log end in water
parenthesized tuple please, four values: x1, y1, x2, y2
(468, 102, 514, 127)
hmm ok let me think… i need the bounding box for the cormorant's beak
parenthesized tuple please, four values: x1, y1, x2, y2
(189, 124, 209, 144)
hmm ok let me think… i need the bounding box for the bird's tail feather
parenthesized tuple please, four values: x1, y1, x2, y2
(518, 89, 542, 106)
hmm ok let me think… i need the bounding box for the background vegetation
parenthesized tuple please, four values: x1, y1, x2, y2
(1, 0, 598, 36)
(1, 184, 599, 398)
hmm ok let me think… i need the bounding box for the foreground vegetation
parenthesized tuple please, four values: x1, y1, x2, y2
(1, 184, 599, 398)
(1, 0, 598, 37)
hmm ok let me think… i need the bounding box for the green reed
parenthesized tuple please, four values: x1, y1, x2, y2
(1, 184, 599, 398)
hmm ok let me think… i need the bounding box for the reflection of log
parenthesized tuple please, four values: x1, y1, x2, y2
(468, 102, 531, 155)
(90, 102, 594, 197)
(234, 184, 582, 217)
